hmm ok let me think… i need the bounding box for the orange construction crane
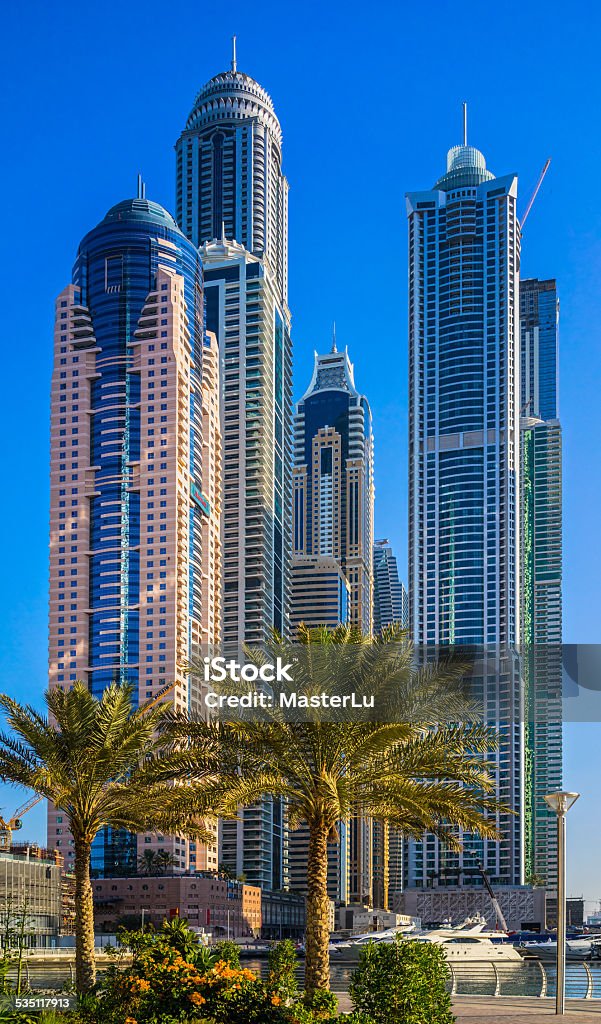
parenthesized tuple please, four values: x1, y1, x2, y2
(0, 795, 44, 852)
(140, 680, 177, 713)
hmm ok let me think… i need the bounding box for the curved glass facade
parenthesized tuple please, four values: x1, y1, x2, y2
(406, 146, 523, 889)
(48, 197, 214, 877)
(73, 203, 203, 698)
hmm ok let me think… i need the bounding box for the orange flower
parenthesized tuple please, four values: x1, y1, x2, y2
(189, 992, 206, 1006)
(271, 994, 283, 1006)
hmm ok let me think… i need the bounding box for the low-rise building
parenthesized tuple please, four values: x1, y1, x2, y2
(261, 891, 306, 940)
(92, 875, 261, 937)
(396, 885, 546, 932)
(0, 848, 62, 948)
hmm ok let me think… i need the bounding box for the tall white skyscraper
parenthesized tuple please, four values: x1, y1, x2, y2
(406, 127, 523, 888)
(176, 50, 292, 890)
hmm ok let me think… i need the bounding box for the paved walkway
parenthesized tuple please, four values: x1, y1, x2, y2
(334, 994, 601, 1019)
(452, 998, 601, 1021)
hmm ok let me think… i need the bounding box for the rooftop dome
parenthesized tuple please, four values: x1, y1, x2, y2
(190, 69, 275, 116)
(102, 198, 179, 230)
(434, 144, 495, 191)
(184, 65, 282, 143)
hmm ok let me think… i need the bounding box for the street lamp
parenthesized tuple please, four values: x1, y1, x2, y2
(544, 791, 580, 1015)
(140, 908, 151, 932)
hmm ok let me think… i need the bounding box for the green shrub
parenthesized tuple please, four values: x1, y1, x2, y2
(268, 940, 299, 1002)
(349, 939, 455, 1024)
(211, 940, 241, 968)
(303, 988, 338, 1018)
(343, 1014, 377, 1024)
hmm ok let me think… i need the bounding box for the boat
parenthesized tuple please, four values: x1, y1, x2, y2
(329, 914, 522, 963)
(329, 924, 416, 960)
(517, 936, 600, 961)
(414, 915, 523, 963)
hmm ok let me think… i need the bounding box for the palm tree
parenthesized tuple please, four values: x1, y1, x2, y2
(0, 683, 223, 993)
(138, 849, 159, 876)
(155, 849, 176, 875)
(180, 626, 506, 996)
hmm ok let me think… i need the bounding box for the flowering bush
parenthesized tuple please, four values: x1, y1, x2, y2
(76, 924, 345, 1024)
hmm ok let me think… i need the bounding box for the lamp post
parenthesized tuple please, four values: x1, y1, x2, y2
(543, 791, 580, 1015)
(140, 907, 151, 932)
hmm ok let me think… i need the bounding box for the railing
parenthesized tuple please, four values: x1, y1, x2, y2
(5, 953, 601, 1002)
(445, 959, 599, 1000)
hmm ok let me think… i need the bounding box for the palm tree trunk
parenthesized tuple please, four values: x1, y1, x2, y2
(74, 837, 96, 993)
(305, 822, 331, 996)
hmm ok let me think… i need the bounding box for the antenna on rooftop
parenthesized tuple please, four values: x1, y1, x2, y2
(332, 321, 337, 353)
(137, 174, 146, 200)
(462, 102, 468, 146)
(232, 35, 237, 73)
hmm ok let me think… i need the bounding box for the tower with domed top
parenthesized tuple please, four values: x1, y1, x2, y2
(176, 37, 288, 304)
(176, 46, 292, 892)
(405, 107, 523, 891)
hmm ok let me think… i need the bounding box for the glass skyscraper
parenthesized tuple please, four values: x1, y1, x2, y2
(406, 134, 523, 888)
(373, 539, 408, 632)
(520, 278, 562, 892)
(292, 342, 375, 903)
(293, 344, 374, 634)
(48, 193, 221, 875)
(176, 53, 292, 890)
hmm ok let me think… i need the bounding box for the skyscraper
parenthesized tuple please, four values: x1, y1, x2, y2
(372, 542, 408, 903)
(48, 192, 221, 875)
(406, 124, 523, 887)
(290, 555, 350, 630)
(520, 278, 562, 891)
(292, 341, 375, 903)
(176, 50, 292, 890)
(373, 539, 408, 632)
(293, 344, 374, 634)
(176, 46, 291, 652)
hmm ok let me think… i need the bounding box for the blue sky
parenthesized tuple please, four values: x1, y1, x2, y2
(0, 0, 599, 903)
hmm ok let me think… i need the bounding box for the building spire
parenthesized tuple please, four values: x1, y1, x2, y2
(231, 35, 237, 73)
(332, 321, 337, 353)
(462, 101, 468, 146)
(137, 173, 146, 199)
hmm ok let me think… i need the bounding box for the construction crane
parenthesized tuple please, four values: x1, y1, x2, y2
(0, 795, 44, 853)
(466, 854, 509, 932)
(140, 680, 177, 713)
(520, 158, 551, 229)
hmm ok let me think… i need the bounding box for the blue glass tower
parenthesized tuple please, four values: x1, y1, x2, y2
(406, 130, 523, 888)
(48, 194, 219, 876)
(293, 344, 374, 634)
(75, 199, 203, 700)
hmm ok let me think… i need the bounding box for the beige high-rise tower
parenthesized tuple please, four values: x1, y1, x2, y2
(48, 194, 221, 875)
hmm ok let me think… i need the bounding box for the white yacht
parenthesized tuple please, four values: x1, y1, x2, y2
(329, 914, 522, 963)
(518, 935, 600, 961)
(415, 916, 523, 963)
